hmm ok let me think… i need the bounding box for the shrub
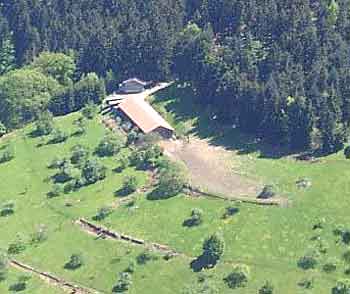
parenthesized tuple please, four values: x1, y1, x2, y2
(0, 202, 15, 217)
(202, 233, 225, 267)
(81, 101, 98, 119)
(157, 160, 188, 198)
(9, 275, 31, 292)
(298, 277, 314, 289)
(54, 162, 81, 183)
(70, 144, 89, 165)
(113, 272, 132, 293)
(344, 146, 350, 159)
(332, 279, 350, 294)
(48, 157, 67, 169)
(297, 251, 318, 270)
(259, 281, 274, 294)
(73, 116, 87, 135)
(8, 238, 26, 255)
(0, 122, 7, 137)
(31, 225, 48, 244)
(323, 258, 338, 273)
(34, 110, 54, 136)
(49, 128, 68, 144)
(184, 208, 203, 227)
(127, 130, 139, 145)
(0, 145, 14, 163)
(48, 184, 63, 198)
(136, 251, 158, 265)
(222, 206, 239, 219)
(258, 185, 276, 199)
(95, 134, 124, 157)
(122, 175, 139, 195)
(81, 159, 107, 185)
(93, 206, 113, 221)
(118, 153, 130, 170)
(224, 264, 250, 289)
(65, 254, 84, 270)
(130, 144, 163, 170)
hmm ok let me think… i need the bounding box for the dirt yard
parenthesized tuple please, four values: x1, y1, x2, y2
(160, 137, 261, 199)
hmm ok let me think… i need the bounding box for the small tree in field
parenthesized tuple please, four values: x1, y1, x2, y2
(8, 235, 26, 255)
(34, 110, 54, 136)
(0, 122, 7, 137)
(95, 134, 124, 157)
(81, 159, 107, 185)
(70, 144, 89, 165)
(73, 116, 87, 135)
(332, 279, 350, 294)
(81, 101, 98, 119)
(9, 275, 31, 292)
(0, 201, 15, 217)
(65, 254, 84, 270)
(202, 233, 225, 267)
(259, 281, 274, 294)
(224, 264, 250, 289)
(184, 208, 203, 227)
(49, 128, 68, 144)
(93, 206, 113, 221)
(122, 175, 139, 195)
(113, 272, 132, 292)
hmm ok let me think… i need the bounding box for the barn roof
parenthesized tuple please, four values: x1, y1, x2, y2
(121, 78, 148, 86)
(115, 97, 174, 134)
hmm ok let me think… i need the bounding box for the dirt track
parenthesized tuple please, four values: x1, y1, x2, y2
(161, 137, 261, 199)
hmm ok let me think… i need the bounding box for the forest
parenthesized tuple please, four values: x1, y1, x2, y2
(0, 0, 350, 154)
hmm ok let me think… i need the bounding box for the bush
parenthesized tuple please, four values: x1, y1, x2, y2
(344, 146, 350, 159)
(0, 145, 14, 164)
(332, 279, 350, 294)
(202, 233, 225, 267)
(122, 175, 139, 195)
(113, 272, 132, 293)
(222, 206, 239, 219)
(48, 184, 64, 198)
(258, 185, 276, 199)
(73, 116, 87, 135)
(70, 144, 89, 165)
(127, 130, 139, 145)
(259, 281, 274, 294)
(323, 258, 338, 273)
(136, 251, 158, 265)
(0, 122, 7, 137)
(95, 134, 124, 157)
(157, 160, 188, 198)
(129, 144, 163, 170)
(81, 159, 107, 185)
(9, 275, 31, 292)
(298, 278, 314, 289)
(49, 128, 68, 144)
(0, 202, 15, 217)
(8, 238, 26, 255)
(54, 162, 81, 183)
(297, 251, 318, 270)
(93, 206, 113, 221)
(183, 208, 203, 227)
(81, 101, 98, 119)
(118, 153, 130, 170)
(48, 157, 67, 169)
(224, 264, 250, 289)
(65, 254, 84, 270)
(34, 110, 54, 136)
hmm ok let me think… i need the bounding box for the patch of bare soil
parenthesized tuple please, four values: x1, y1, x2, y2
(160, 137, 261, 199)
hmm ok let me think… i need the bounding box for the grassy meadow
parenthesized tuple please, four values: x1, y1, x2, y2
(0, 86, 350, 293)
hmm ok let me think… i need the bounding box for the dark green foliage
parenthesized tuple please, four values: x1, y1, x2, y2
(183, 208, 203, 227)
(0, 201, 14, 217)
(95, 134, 124, 157)
(9, 275, 31, 292)
(136, 251, 158, 265)
(298, 278, 314, 289)
(65, 254, 84, 270)
(201, 233, 225, 267)
(49, 128, 68, 144)
(222, 206, 239, 219)
(258, 185, 276, 199)
(332, 279, 350, 294)
(224, 265, 250, 289)
(81, 101, 98, 120)
(122, 175, 139, 195)
(33, 110, 54, 136)
(70, 144, 89, 165)
(344, 146, 350, 159)
(259, 281, 274, 294)
(93, 206, 113, 221)
(0, 144, 14, 163)
(113, 272, 132, 293)
(130, 144, 163, 170)
(0, 122, 7, 137)
(297, 251, 318, 270)
(7, 237, 26, 255)
(323, 258, 338, 273)
(81, 159, 107, 185)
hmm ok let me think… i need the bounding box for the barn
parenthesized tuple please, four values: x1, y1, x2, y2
(113, 97, 174, 138)
(118, 78, 148, 94)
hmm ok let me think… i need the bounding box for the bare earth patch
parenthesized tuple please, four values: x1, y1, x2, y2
(160, 137, 261, 199)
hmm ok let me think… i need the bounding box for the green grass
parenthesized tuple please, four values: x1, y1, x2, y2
(1, 87, 350, 293)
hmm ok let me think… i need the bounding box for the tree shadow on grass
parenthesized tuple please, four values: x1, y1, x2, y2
(190, 255, 215, 272)
(153, 84, 298, 159)
(146, 187, 177, 201)
(114, 187, 133, 198)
